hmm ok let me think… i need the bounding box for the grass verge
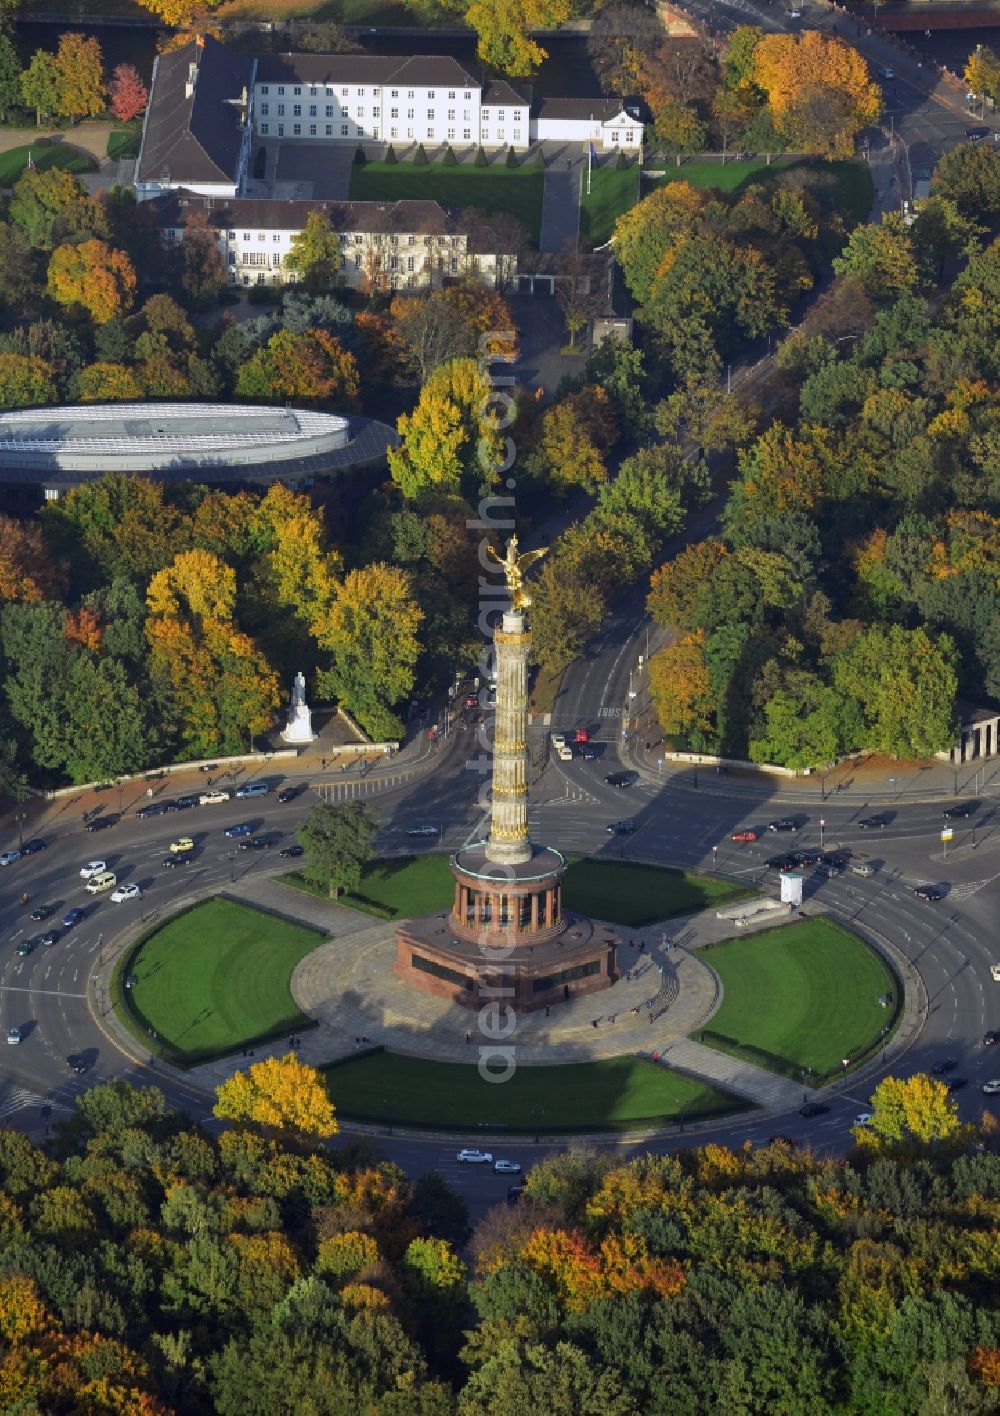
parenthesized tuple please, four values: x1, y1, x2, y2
(108, 126, 141, 161)
(113, 898, 323, 1067)
(324, 1050, 749, 1131)
(643, 157, 873, 224)
(0, 140, 98, 187)
(349, 159, 544, 243)
(695, 916, 900, 1084)
(580, 162, 640, 246)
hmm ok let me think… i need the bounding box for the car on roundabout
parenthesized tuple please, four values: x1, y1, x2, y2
(494, 1159, 522, 1174)
(850, 861, 876, 878)
(932, 1058, 957, 1074)
(983, 1031, 999, 1047)
(982, 1080, 1000, 1095)
(170, 838, 194, 854)
(407, 825, 438, 837)
(21, 839, 47, 855)
(237, 837, 271, 851)
(607, 819, 637, 835)
(175, 795, 199, 810)
(854, 1112, 874, 1127)
(768, 818, 797, 832)
(799, 1102, 829, 1118)
(85, 815, 119, 832)
(945, 1077, 968, 1092)
(66, 1055, 88, 1075)
(605, 771, 636, 788)
(29, 904, 53, 921)
(731, 829, 758, 843)
(79, 860, 107, 880)
(943, 801, 977, 819)
(137, 801, 172, 819)
(279, 844, 304, 859)
(791, 849, 822, 866)
(61, 907, 85, 929)
(110, 883, 141, 904)
(277, 785, 303, 803)
(456, 1148, 493, 1164)
(0, 848, 21, 866)
(224, 823, 253, 838)
(914, 885, 944, 902)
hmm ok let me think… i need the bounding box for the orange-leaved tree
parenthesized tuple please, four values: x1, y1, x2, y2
(47, 239, 137, 324)
(213, 1054, 339, 1138)
(751, 31, 881, 159)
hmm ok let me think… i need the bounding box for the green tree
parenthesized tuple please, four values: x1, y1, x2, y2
(612, 181, 705, 304)
(524, 400, 607, 497)
(388, 356, 502, 502)
(833, 623, 958, 757)
(9, 165, 94, 251)
(654, 99, 707, 166)
(0, 33, 20, 123)
(832, 217, 920, 301)
(749, 674, 861, 771)
(20, 49, 59, 127)
(284, 209, 342, 292)
(298, 799, 378, 899)
(931, 140, 1000, 218)
(0, 352, 56, 408)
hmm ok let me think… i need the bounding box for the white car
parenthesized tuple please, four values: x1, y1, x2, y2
(990, 963, 1000, 982)
(556, 744, 574, 762)
(0, 849, 21, 866)
(407, 825, 438, 837)
(79, 860, 107, 879)
(110, 883, 141, 903)
(199, 790, 231, 806)
(494, 1159, 522, 1174)
(6, 1026, 22, 1045)
(854, 1112, 874, 1127)
(982, 1080, 1000, 1096)
(456, 1148, 493, 1164)
(881, 66, 895, 80)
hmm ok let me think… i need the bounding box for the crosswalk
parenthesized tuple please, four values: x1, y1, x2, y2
(317, 772, 413, 803)
(0, 1087, 48, 1124)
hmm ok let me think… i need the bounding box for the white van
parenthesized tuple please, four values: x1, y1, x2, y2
(85, 870, 117, 895)
(556, 744, 574, 762)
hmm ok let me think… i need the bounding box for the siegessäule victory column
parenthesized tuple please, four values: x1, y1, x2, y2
(395, 537, 618, 1012)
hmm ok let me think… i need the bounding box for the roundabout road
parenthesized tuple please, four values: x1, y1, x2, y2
(1, 716, 998, 1209)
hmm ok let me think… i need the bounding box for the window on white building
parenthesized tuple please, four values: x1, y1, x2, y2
(407, 89, 414, 98)
(325, 105, 334, 116)
(242, 231, 250, 240)
(277, 85, 284, 95)
(391, 126, 398, 138)
(309, 124, 316, 136)
(497, 130, 504, 140)
(514, 129, 520, 140)
(447, 128, 455, 140)
(407, 128, 413, 139)
(358, 87, 365, 96)
(407, 234, 415, 244)
(261, 85, 269, 95)
(341, 124, 349, 135)
(390, 89, 398, 97)
(326, 124, 332, 135)
(497, 110, 505, 120)
(293, 86, 301, 95)
(427, 110, 434, 120)
(277, 125, 284, 136)
(448, 109, 455, 119)
(293, 123, 301, 135)
(309, 86, 317, 96)
(373, 106, 380, 117)
(354, 253, 361, 268)
(463, 109, 470, 120)
(463, 129, 471, 140)
(277, 104, 285, 116)
(391, 107, 398, 118)
(273, 234, 281, 242)
(293, 104, 301, 116)
(427, 90, 435, 99)
(356, 106, 363, 117)
(261, 123, 269, 134)
(390, 256, 398, 270)
(464, 90, 471, 99)
(341, 87, 348, 95)
(308, 104, 316, 116)
(261, 103, 269, 115)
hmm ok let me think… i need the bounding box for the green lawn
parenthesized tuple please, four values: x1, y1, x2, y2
(644, 158, 873, 225)
(115, 898, 325, 1067)
(324, 1051, 748, 1131)
(696, 918, 898, 1084)
(349, 159, 544, 243)
(0, 141, 98, 188)
(580, 162, 640, 247)
(108, 127, 141, 161)
(317, 853, 750, 926)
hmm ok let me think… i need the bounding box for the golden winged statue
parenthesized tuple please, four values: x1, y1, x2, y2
(487, 535, 548, 611)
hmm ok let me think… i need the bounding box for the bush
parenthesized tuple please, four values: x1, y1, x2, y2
(247, 283, 284, 305)
(615, 150, 630, 170)
(253, 147, 266, 179)
(413, 143, 428, 166)
(385, 143, 397, 165)
(533, 147, 545, 170)
(505, 145, 518, 168)
(354, 144, 367, 165)
(442, 144, 457, 167)
(474, 145, 488, 168)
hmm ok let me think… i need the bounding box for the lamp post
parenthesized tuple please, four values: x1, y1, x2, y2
(819, 817, 826, 850)
(842, 1057, 850, 1089)
(14, 811, 26, 847)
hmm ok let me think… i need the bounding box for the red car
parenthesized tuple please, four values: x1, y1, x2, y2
(731, 829, 759, 843)
(572, 728, 590, 743)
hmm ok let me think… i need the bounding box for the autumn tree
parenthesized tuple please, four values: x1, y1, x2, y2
(390, 291, 473, 382)
(73, 360, 143, 402)
(648, 630, 714, 740)
(750, 31, 881, 158)
(465, 0, 570, 77)
(178, 207, 227, 309)
(856, 1073, 963, 1149)
(965, 43, 1000, 104)
(9, 165, 95, 251)
(285, 209, 342, 292)
(0, 516, 65, 603)
(0, 34, 20, 125)
(53, 32, 106, 122)
(654, 100, 708, 166)
(0, 352, 56, 408)
(648, 540, 728, 631)
(931, 140, 1000, 218)
(297, 799, 378, 901)
(388, 356, 503, 501)
(108, 62, 148, 122)
(832, 217, 920, 301)
(312, 563, 423, 739)
(135, 0, 225, 25)
(19, 49, 58, 127)
(588, 2, 664, 96)
(47, 239, 137, 324)
(612, 181, 705, 304)
(524, 399, 607, 497)
(214, 1054, 339, 1138)
(236, 327, 360, 407)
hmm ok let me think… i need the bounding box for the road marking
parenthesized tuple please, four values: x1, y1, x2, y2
(0, 985, 86, 998)
(0, 1088, 50, 1123)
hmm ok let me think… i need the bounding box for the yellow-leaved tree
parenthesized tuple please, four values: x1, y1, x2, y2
(751, 31, 882, 159)
(213, 1054, 339, 1138)
(854, 1073, 964, 1149)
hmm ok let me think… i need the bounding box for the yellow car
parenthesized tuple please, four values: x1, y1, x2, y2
(169, 837, 194, 854)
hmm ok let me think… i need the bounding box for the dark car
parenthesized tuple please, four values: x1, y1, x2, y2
(791, 849, 821, 866)
(238, 836, 271, 851)
(932, 1058, 957, 1074)
(606, 819, 637, 835)
(859, 816, 888, 830)
(279, 844, 304, 859)
(983, 1031, 999, 1047)
(966, 126, 990, 140)
(175, 794, 199, 810)
(66, 1055, 88, 1074)
(945, 1076, 968, 1092)
(85, 815, 119, 832)
(162, 852, 193, 868)
(915, 884, 944, 902)
(38, 930, 59, 947)
(277, 785, 304, 804)
(199, 763, 218, 773)
(16, 937, 35, 956)
(817, 862, 844, 878)
(766, 854, 798, 872)
(224, 823, 253, 838)
(605, 771, 636, 788)
(20, 839, 47, 855)
(799, 1102, 829, 1118)
(137, 801, 171, 819)
(579, 745, 600, 760)
(943, 801, 977, 819)
(61, 907, 85, 929)
(768, 818, 797, 832)
(820, 851, 849, 867)
(30, 904, 53, 921)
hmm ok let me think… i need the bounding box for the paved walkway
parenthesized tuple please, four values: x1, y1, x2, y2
(657, 1038, 805, 1109)
(540, 160, 581, 253)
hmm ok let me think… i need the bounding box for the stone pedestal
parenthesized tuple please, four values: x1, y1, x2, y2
(281, 671, 316, 745)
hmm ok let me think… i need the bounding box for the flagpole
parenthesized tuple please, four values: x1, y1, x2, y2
(587, 139, 592, 197)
